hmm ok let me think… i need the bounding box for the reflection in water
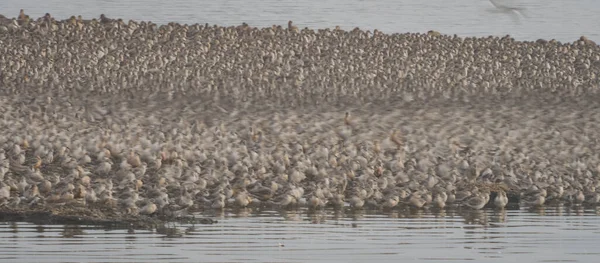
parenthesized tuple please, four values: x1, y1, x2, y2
(1, 206, 600, 263)
(9, 222, 18, 234)
(281, 210, 302, 222)
(490, 209, 508, 223)
(35, 225, 45, 234)
(156, 224, 184, 239)
(462, 209, 488, 226)
(126, 227, 136, 241)
(61, 225, 84, 238)
(307, 209, 328, 224)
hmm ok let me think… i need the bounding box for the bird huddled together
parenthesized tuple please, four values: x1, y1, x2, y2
(0, 11, 599, 219)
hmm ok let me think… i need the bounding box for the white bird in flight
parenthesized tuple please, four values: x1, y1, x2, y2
(488, 0, 528, 22)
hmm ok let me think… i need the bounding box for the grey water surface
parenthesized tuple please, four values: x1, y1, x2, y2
(1, 207, 600, 263)
(1, 0, 599, 42)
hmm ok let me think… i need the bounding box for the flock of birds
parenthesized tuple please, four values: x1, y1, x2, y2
(0, 10, 599, 219)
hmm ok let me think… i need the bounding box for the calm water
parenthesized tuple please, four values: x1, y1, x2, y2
(1, 0, 599, 42)
(2, 207, 600, 263)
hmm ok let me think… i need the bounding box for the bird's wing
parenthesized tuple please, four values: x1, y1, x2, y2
(489, 0, 502, 8)
(489, 0, 510, 9)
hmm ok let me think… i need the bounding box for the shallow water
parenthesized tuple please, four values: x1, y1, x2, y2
(1, 0, 599, 42)
(2, 206, 600, 263)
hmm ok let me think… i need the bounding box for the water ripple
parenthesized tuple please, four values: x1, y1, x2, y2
(0, 207, 599, 262)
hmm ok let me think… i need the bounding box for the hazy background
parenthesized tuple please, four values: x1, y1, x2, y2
(1, 0, 599, 42)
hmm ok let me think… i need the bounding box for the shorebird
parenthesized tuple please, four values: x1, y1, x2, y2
(464, 190, 490, 210)
(488, 0, 528, 22)
(522, 190, 546, 208)
(18, 9, 26, 21)
(489, 0, 526, 13)
(493, 190, 509, 208)
(287, 20, 299, 33)
(139, 200, 158, 215)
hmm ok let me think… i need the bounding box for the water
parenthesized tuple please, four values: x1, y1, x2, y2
(1, 0, 599, 42)
(2, 207, 600, 263)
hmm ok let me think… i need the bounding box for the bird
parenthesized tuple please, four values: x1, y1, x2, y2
(100, 14, 112, 23)
(344, 112, 353, 127)
(139, 200, 158, 215)
(488, 0, 528, 22)
(381, 195, 400, 209)
(407, 192, 427, 208)
(287, 20, 299, 33)
(432, 191, 448, 208)
(18, 9, 26, 21)
(348, 195, 365, 208)
(522, 192, 546, 207)
(493, 190, 509, 208)
(464, 191, 490, 210)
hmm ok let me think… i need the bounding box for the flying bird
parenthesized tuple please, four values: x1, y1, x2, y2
(488, 0, 528, 23)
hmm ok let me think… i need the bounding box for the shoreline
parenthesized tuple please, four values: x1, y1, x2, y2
(0, 206, 218, 228)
